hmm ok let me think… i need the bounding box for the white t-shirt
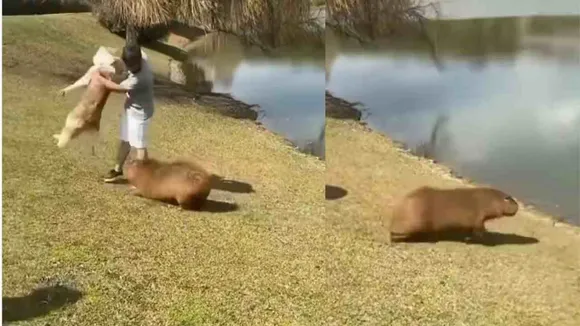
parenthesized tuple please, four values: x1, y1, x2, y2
(120, 59, 155, 120)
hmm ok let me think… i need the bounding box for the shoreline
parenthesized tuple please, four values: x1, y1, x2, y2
(160, 28, 325, 161)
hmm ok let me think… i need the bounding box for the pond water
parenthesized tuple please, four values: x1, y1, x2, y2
(433, 0, 580, 19)
(327, 10, 580, 224)
(176, 32, 325, 159)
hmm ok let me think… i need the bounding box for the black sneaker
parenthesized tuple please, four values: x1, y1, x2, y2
(103, 169, 123, 183)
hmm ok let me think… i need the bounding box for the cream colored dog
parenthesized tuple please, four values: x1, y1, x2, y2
(53, 47, 125, 148)
(58, 46, 126, 96)
(53, 46, 148, 148)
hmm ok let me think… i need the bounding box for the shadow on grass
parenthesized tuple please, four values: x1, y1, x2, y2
(211, 175, 254, 194)
(2, 285, 83, 323)
(202, 200, 240, 213)
(116, 175, 250, 212)
(137, 196, 240, 213)
(107, 176, 253, 195)
(393, 231, 539, 247)
(325, 184, 348, 200)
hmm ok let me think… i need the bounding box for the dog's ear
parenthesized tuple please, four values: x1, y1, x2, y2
(93, 46, 117, 67)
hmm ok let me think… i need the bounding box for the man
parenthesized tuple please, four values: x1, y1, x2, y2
(95, 44, 155, 183)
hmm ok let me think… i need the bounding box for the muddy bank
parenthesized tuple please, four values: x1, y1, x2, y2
(156, 77, 324, 159)
(325, 90, 365, 121)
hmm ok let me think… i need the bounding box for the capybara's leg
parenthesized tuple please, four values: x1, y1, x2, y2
(175, 194, 189, 210)
(472, 227, 486, 239)
(191, 190, 211, 211)
(176, 193, 207, 211)
(469, 218, 487, 242)
(176, 196, 196, 211)
(474, 216, 487, 236)
(129, 187, 142, 197)
(188, 197, 206, 211)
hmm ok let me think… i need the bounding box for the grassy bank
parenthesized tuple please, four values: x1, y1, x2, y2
(2, 14, 324, 325)
(326, 118, 580, 326)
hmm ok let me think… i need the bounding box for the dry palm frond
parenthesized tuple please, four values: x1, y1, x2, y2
(174, 0, 320, 48)
(327, 0, 439, 41)
(87, 0, 320, 48)
(88, 0, 174, 28)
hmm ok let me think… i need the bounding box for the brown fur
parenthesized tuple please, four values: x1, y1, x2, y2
(389, 186, 519, 241)
(53, 68, 115, 148)
(126, 158, 212, 210)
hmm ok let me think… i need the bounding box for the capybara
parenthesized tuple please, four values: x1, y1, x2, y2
(126, 158, 212, 210)
(53, 66, 118, 148)
(389, 186, 519, 242)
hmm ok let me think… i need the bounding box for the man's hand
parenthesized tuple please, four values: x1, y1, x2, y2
(96, 73, 131, 93)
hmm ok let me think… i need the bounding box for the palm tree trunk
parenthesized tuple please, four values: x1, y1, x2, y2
(126, 24, 140, 47)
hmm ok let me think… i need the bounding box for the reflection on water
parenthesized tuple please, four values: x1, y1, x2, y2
(168, 31, 325, 159)
(327, 15, 580, 225)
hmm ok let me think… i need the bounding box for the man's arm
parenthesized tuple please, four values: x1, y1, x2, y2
(96, 73, 133, 93)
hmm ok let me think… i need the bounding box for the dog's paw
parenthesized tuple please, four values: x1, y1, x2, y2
(55, 136, 68, 148)
(53, 134, 67, 148)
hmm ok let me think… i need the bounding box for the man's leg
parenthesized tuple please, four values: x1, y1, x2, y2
(114, 140, 132, 171)
(104, 111, 131, 183)
(130, 115, 150, 162)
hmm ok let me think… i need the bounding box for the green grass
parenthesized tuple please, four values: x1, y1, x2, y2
(3, 14, 324, 325)
(3, 13, 580, 326)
